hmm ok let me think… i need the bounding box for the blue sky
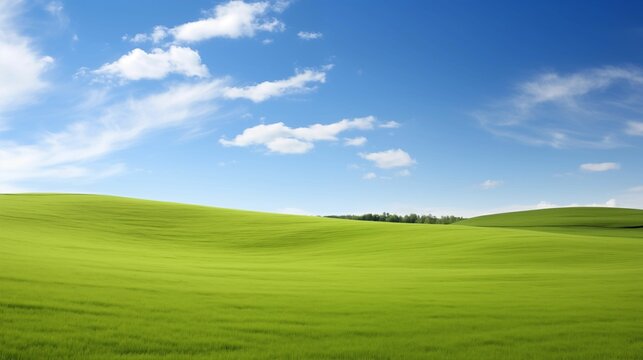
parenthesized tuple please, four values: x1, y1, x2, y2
(1, 0, 643, 216)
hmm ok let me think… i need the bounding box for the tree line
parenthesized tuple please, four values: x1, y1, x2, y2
(325, 213, 465, 224)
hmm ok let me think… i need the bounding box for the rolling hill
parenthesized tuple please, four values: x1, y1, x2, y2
(0, 194, 642, 359)
(458, 207, 643, 239)
(457, 206, 643, 228)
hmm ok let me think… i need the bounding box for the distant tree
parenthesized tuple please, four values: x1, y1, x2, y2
(326, 212, 465, 225)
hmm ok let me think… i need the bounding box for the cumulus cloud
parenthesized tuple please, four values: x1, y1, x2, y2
(363, 172, 377, 180)
(220, 116, 375, 154)
(124, 26, 169, 43)
(579, 162, 620, 172)
(297, 31, 322, 40)
(223, 66, 331, 102)
(480, 179, 503, 189)
(131, 1, 285, 44)
(344, 136, 367, 146)
(0, 0, 54, 125)
(474, 66, 643, 148)
(626, 121, 643, 136)
(94, 46, 209, 81)
(360, 149, 415, 169)
(379, 120, 400, 129)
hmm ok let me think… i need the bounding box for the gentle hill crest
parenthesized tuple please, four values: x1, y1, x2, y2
(458, 207, 643, 229)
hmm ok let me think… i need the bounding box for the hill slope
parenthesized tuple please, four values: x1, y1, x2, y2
(1, 194, 642, 359)
(458, 207, 643, 228)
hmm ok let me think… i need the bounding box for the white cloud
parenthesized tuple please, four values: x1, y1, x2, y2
(360, 149, 415, 169)
(580, 162, 620, 172)
(127, 1, 285, 44)
(45, 1, 67, 25)
(363, 172, 377, 180)
(480, 179, 503, 189)
(45, 1, 63, 17)
(272, 0, 292, 13)
(626, 121, 643, 136)
(125, 26, 169, 43)
(379, 120, 400, 128)
(628, 185, 643, 192)
(223, 66, 331, 102)
(396, 169, 411, 177)
(0, 0, 53, 125)
(94, 46, 209, 81)
(265, 137, 313, 154)
(220, 116, 375, 154)
(297, 31, 322, 40)
(475, 66, 643, 148)
(604, 199, 617, 207)
(261, 38, 273, 45)
(45, 1, 63, 16)
(0, 80, 224, 189)
(1, 62, 333, 189)
(170, 0, 284, 43)
(344, 136, 367, 146)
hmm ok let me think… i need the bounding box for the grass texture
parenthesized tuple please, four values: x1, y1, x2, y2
(0, 194, 642, 359)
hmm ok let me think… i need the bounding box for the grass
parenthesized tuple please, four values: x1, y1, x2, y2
(457, 206, 643, 228)
(458, 207, 643, 239)
(0, 194, 642, 359)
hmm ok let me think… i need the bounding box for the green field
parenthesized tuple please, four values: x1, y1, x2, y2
(1, 194, 642, 359)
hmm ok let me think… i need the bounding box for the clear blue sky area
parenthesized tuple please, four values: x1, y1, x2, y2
(2, 0, 642, 216)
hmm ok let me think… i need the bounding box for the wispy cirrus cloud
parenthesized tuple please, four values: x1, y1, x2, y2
(222, 66, 331, 102)
(474, 66, 643, 148)
(628, 185, 643, 192)
(45, 1, 68, 26)
(343, 136, 367, 147)
(580, 162, 620, 172)
(0, 81, 223, 188)
(626, 121, 643, 136)
(379, 120, 400, 129)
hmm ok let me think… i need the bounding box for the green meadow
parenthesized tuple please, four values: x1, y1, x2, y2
(0, 194, 642, 359)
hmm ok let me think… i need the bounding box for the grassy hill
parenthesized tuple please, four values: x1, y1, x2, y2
(458, 207, 643, 228)
(458, 207, 643, 239)
(1, 194, 642, 359)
